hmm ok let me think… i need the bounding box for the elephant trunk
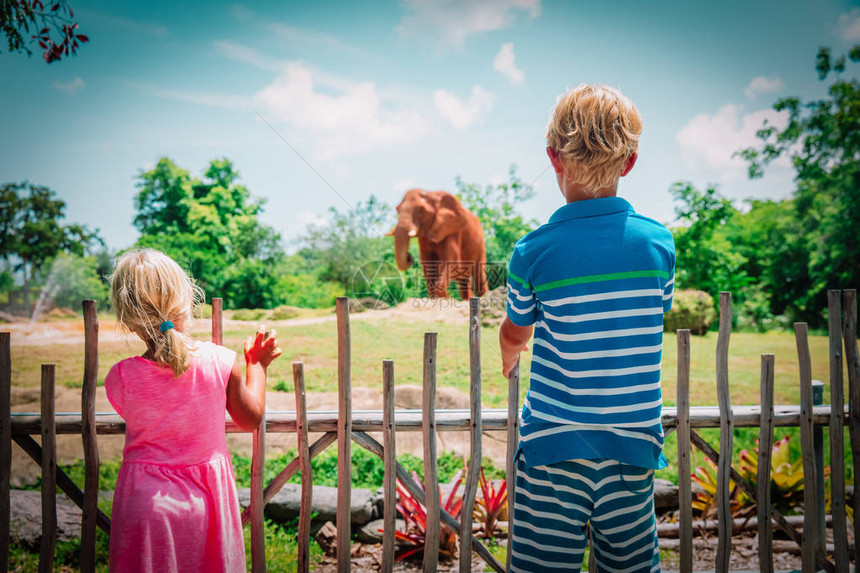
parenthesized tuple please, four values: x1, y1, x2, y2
(393, 219, 416, 271)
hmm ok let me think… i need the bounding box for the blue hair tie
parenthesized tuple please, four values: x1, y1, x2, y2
(159, 321, 175, 333)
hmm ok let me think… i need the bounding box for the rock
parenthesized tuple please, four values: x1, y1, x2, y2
(654, 478, 679, 512)
(10, 490, 83, 551)
(237, 484, 377, 524)
(480, 286, 507, 327)
(315, 521, 338, 556)
(356, 518, 406, 544)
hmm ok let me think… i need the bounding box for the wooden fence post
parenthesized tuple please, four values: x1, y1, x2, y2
(506, 359, 520, 573)
(758, 353, 775, 573)
(795, 322, 819, 573)
(381, 360, 396, 573)
(294, 362, 312, 573)
(80, 300, 99, 573)
(715, 292, 733, 573)
(336, 297, 352, 573)
(842, 289, 860, 566)
(422, 332, 440, 573)
(211, 298, 223, 345)
(0, 332, 11, 573)
(676, 329, 692, 571)
(460, 298, 482, 572)
(827, 290, 849, 573)
(39, 365, 57, 573)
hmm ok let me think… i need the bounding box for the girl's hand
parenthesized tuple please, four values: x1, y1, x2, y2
(244, 326, 282, 369)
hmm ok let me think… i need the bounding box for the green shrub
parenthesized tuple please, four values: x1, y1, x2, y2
(194, 302, 213, 319)
(231, 308, 267, 322)
(664, 289, 714, 335)
(269, 305, 301, 320)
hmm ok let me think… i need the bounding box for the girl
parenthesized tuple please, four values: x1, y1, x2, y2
(105, 248, 281, 572)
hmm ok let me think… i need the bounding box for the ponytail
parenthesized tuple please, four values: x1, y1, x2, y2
(152, 324, 192, 377)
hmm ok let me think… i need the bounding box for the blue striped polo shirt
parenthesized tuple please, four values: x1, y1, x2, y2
(507, 196, 675, 470)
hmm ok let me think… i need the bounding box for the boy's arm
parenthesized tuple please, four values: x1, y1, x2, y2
(500, 317, 533, 377)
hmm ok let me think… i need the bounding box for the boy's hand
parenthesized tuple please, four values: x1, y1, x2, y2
(245, 325, 282, 369)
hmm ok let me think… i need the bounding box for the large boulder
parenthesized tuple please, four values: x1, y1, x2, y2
(237, 485, 383, 525)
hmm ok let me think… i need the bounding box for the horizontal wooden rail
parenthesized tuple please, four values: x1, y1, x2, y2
(9, 405, 850, 436)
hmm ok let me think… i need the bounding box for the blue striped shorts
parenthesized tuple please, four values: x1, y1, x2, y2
(510, 454, 661, 573)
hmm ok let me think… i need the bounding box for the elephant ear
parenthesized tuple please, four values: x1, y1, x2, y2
(426, 193, 468, 243)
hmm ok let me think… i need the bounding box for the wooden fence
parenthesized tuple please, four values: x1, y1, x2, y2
(1, 290, 859, 572)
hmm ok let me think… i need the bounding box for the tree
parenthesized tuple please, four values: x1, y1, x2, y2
(455, 166, 538, 288)
(669, 182, 749, 299)
(1, 0, 88, 63)
(296, 195, 394, 290)
(739, 45, 860, 323)
(0, 181, 101, 310)
(133, 157, 285, 309)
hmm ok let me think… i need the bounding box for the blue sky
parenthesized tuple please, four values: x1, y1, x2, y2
(2, 0, 859, 253)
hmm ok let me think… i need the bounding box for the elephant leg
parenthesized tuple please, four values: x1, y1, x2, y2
(473, 259, 488, 296)
(423, 260, 448, 298)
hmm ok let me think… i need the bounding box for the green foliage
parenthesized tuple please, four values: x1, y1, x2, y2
(297, 195, 394, 291)
(456, 166, 538, 287)
(738, 44, 860, 324)
(133, 157, 284, 309)
(276, 257, 344, 309)
(738, 435, 805, 514)
(663, 289, 714, 335)
(269, 305, 301, 320)
(0, 181, 102, 309)
(669, 182, 749, 298)
(231, 308, 267, 322)
(47, 253, 109, 310)
(242, 517, 324, 572)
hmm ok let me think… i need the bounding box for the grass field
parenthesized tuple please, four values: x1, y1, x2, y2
(8, 312, 852, 408)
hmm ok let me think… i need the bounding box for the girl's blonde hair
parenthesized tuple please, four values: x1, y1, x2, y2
(110, 249, 203, 377)
(546, 84, 643, 196)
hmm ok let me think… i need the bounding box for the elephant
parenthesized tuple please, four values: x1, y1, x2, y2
(388, 189, 488, 300)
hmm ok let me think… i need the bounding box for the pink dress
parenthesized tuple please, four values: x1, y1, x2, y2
(105, 341, 246, 572)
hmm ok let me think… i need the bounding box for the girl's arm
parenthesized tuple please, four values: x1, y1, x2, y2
(227, 328, 282, 431)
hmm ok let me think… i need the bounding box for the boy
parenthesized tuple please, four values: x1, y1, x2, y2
(500, 84, 675, 572)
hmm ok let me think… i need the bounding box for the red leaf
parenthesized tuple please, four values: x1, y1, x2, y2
(40, 27, 49, 34)
(38, 40, 47, 49)
(68, 6, 72, 17)
(51, 3, 60, 10)
(34, 0, 43, 10)
(76, 34, 89, 42)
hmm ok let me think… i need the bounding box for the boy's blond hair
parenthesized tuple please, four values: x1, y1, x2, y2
(546, 84, 643, 195)
(110, 249, 203, 377)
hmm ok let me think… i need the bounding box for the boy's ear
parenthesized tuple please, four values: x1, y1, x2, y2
(620, 152, 638, 177)
(547, 147, 566, 174)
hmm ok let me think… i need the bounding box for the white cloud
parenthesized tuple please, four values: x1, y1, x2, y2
(744, 76, 784, 99)
(397, 0, 540, 48)
(676, 104, 789, 180)
(213, 40, 285, 71)
(255, 62, 430, 158)
(493, 43, 524, 84)
(433, 86, 494, 130)
(52, 76, 84, 95)
(145, 85, 250, 110)
(837, 8, 860, 42)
